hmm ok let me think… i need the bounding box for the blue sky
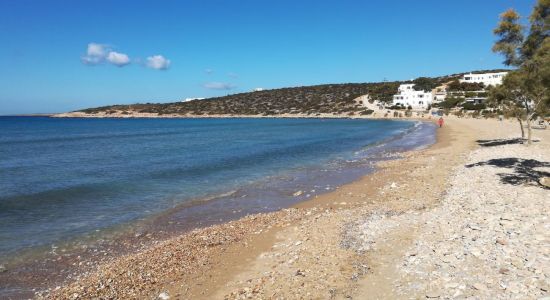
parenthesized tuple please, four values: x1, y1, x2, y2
(0, 0, 535, 114)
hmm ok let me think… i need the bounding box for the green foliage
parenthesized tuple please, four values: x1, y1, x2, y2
(80, 82, 405, 116)
(462, 103, 487, 110)
(447, 80, 485, 91)
(77, 69, 520, 117)
(522, 0, 550, 59)
(493, 0, 549, 67)
(488, 6, 550, 121)
(487, 80, 527, 119)
(493, 9, 525, 66)
(412, 77, 439, 91)
(477, 92, 488, 98)
(439, 96, 464, 109)
(464, 91, 477, 98)
(523, 38, 550, 117)
(360, 109, 374, 115)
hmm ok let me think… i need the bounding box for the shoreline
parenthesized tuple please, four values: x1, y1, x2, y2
(193, 117, 455, 299)
(35, 119, 444, 299)
(51, 110, 437, 121)
(0, 118, 434, 298)
(206, 118, 548, 299)
(8, 116, 547, 299)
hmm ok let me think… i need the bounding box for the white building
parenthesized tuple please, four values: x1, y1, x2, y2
(392, 84, 432, 110)
(432, 87, 447, 103)
(181, 97, 205, 102)
(459, 72, 508, 86)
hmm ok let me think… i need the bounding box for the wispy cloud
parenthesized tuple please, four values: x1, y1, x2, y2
(146, 55, 171, 70)
(203, 82, 236, 90)
(227, 72, 239, 78)
(204, 68, 213, 75)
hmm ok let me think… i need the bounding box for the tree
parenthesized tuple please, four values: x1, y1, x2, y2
(447, 80, 485, 92)
(487, 77, 528, 139)
(522, 38, 550, 139)
(522, 0, 550, 60)
(412, 77, 438, 92)
(491, 0, 550, 145)
(493, 9, 525, 66)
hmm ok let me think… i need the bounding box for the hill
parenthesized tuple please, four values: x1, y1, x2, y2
(70, 69, 508, 117)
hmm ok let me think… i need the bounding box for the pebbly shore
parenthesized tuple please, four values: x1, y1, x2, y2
(40, 118, 549, 299)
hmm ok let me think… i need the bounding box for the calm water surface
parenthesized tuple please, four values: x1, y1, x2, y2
(0, 117, 435, 261)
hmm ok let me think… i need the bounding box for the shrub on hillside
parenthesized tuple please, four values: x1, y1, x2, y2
(439, 97, 464, 109)
(462, 103, 487, 110)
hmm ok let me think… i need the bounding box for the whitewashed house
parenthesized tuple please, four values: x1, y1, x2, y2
(392, 84, 433, 110)
(432, 87, 447, 103)
(459, 72, 508, 86)
(181, 97, 205, 102)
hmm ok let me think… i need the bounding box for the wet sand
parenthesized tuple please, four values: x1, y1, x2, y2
(39, 117, 450, 299)
(29, 116, 548, 299)
(1, 118, 429, 299)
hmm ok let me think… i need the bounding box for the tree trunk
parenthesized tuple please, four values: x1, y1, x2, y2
(517, 117, 525, 140)
(527, 118, 532, 146)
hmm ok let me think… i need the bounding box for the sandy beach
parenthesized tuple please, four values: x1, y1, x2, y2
(38, 116, 550, 300)
(51, 106, 435, 121)
(3, 0, 548, 298)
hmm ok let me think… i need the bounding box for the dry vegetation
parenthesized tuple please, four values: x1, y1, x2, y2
(77, 70, 507, 116)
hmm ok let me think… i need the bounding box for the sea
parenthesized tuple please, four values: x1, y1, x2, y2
(0, 117, 435, 288)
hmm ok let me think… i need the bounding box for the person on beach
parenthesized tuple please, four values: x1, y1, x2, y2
(437, 117, 444, 128)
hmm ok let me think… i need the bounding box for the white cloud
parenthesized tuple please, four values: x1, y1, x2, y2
(106, 51, 130, 67)
(146, 55, 171, 70)
(82, 43, 130, 67)
(82, 43, 171, 70)
(203, 82, 236, 90)
(81, 43, 108, 65)
(87, 43, 106, 57)
(227, 72, 239, 78)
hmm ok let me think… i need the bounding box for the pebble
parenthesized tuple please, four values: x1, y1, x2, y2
(41, 127, 550, 300)
(496, 238, 508, 245)
(472, 283, 487, 291)
(387, 139, 550, 299)
(426, 291, 441, 298)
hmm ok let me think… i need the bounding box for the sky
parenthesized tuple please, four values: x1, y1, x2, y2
(0, 0, 536, 115)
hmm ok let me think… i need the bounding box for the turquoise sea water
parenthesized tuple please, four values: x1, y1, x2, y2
(0, 117, 435, 262)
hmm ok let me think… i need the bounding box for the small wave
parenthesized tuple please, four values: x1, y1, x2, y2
(355, 121, 435, 158)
